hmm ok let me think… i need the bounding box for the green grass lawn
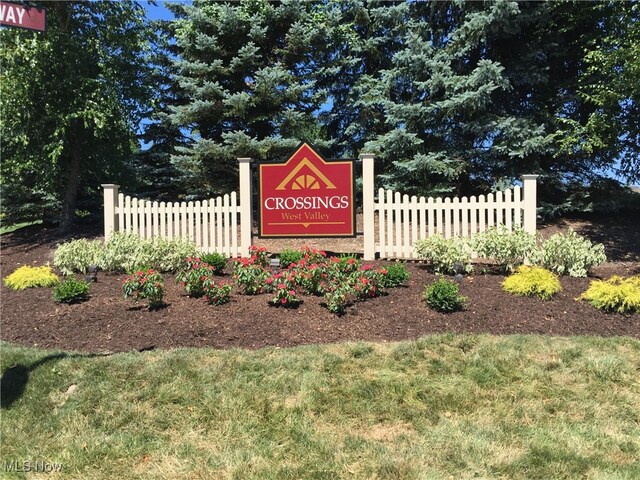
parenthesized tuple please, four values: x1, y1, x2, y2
(1, 335, 639, 479)
(0, 220, 42, 235)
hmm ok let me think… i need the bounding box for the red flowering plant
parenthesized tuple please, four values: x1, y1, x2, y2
(351, 264, 386, 300)
(122, 268, 165, 310)
(233, 257, 270, 295)
(328, 255, 361, 280)
(268, 272, 301, 308)
(202, 279, 233, 305)
(299, 246, 327, 264)
(248, 245, 270, 268)
(176, 257, 216, 298)
(288, 258, 328, 296)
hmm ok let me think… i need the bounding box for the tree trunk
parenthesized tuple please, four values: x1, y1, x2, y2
(59, 146, 82, 233)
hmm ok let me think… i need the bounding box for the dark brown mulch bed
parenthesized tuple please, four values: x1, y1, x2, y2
(1, 219, 638, 353)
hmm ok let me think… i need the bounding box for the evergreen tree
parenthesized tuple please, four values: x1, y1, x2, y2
(167, 0, 329, 198)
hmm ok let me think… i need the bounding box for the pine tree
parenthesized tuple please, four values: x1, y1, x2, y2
(167, 0, 329, 198)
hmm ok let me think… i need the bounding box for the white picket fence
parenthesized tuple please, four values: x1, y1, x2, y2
(375, 183, 533, 259)
(103, 157, 537, 261)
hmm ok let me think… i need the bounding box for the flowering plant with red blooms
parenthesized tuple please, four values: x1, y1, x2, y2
(323, 283, 355, 314)
(122, 269, 165, 309)
(202, 279, 233, 305)
(351, 264, 385, 299)
(269, 273, 301, 308)
(299, 246, 326, 264)
(233, 258, 270, 295)
(248, 245, 270, 268)
(329, 255, 361, 278)
(176, 257, 216, 298)
(288, 259, 328, 295)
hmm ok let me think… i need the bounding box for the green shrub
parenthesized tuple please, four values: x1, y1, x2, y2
(502, 266, 562, 300)
(414, 235, 473, 274)
(473, 226, 536, 272)
(532, 228, 606, 277)
(380, 262, 410, 287)
(100, 232, 197, 273)
(200, 252, 227, 275)
(279, 249, 303, 268)
(176, 258, 216, 298)
(54, 238, 103, 275)
(579, 276, 640, 314)
(423, 279, 466, 313)
(4, 265, 59, 290)
(147, 237, 198, 272)
(53, 277, 90, 304)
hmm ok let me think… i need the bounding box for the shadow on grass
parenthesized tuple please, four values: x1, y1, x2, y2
(1, 352, 110, 409)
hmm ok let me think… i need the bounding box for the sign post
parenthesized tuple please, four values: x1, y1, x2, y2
(0, 1, 46, 32)
(258, 143, 355, 238)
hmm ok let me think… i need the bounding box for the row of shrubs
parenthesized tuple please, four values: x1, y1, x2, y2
(423, 266, 640, 314)
(415, 226, 607, 277)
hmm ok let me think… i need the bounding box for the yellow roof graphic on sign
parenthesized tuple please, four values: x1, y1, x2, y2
(275, 157, 337, 191)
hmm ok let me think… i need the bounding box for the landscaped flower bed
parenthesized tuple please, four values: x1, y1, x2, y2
(1, 223, 638, 353)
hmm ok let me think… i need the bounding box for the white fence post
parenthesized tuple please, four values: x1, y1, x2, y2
(101, 184, 119, 240)
(361, 153, 375, 260)
(521, 174, 539, 235)
(238, 158, 253, 256)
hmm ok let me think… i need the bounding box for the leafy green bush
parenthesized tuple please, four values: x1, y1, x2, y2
(279, 249, 303, 268)
(52, 277, 90, 304)
(147, 237, 199, 273)
(473, 226, 536, 272)
(200, 252, 227, 274)
(579, 276, 640, 313)
(532, 228, 606, 277)
(100, 232, 197, 273)
(323, 284, 354, 315)
(502, 266, 562, 300)
(4, 265, 59, 290)
(54, 238, 103, 275)
(414, 235, 473, 274)
(423, 279, 466, 313)
(380, 262, 410, 287)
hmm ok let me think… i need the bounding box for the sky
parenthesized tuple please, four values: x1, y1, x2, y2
(140, 0, 177, 22)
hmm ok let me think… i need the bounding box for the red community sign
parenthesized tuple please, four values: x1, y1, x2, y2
(259, 143, 355, 237)
(0, 1, 46, 32)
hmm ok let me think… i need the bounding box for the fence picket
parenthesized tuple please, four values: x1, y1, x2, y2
(378, 188, 386, 258)
(209, 200, 216, 251)
(410, 195, 418, 255)
(231, 191, 238, 257)
(495, 191, 503, 228)
(427, 197, 435, 237)
(393, 192, 401, 257)
(419, 197, 426, 240)
(505, 189, 512, 231)
(124, 196, 132, 232)
(452, 197, 460, 236)
(386, 189, 393, 258)
(513, 186, 522, 227)
(461, 197, 468, 237)
(223, 194, 231, 256)
(478, 194, 486, 232)
(469, 196, 477, 237)
(487, 193, 495, 228)
(216, 196, 222, 252)
(444, 197, 452, 238)
(402, 194, 410, 258)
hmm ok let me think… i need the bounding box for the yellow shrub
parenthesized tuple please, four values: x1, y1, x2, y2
(3, 265, 59, 290)
(502, 266, 561, 300)
(579, 276, 640, 314)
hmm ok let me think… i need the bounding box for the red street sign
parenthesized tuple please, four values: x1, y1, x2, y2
(259, 143, 355, 237)
(0, 2, 46, 32)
